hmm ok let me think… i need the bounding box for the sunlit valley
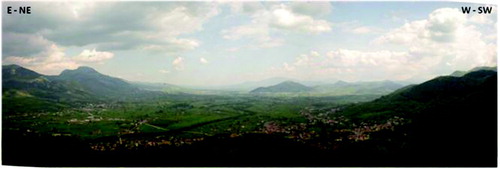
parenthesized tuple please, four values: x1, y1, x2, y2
(2, 1, 497, 167)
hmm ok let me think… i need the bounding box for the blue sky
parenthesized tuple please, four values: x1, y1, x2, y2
(3, 1, 497, 86)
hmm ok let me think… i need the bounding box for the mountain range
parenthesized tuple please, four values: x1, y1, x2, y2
(193, 77, 334, 91)
(450, 66, 497, 77)
(3, 65, 140, 102)
(250, 81, 313, 93)
(249, 79, 404, 95)
(3, 64, 496, 100)
(335, 68, 497, 165)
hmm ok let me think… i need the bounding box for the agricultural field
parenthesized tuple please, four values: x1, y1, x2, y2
(4, 94, 387, 149)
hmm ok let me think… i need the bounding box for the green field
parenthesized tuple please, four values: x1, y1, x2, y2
(4, 94, 390, 150)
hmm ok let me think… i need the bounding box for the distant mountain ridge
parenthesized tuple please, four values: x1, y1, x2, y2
(250, 81, 313, 93)
(203, 77, 334, 91)
(312, 80, 403, 95)
(450, 66, 497, 77)
(249, 79, 404, 95)
(4, 64, 496, 99)
(130, 81, 188, 93)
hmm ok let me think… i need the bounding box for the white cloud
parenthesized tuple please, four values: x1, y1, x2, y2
(272, 49, 427, 81)
(470, 14, 494, 24)
(222, 24, 268, 40)
(373, 7, 496, 74)
(282, 63, 295, 72)
(159, 69, 170, 74)
(226, 2, 264, 15)
(426, 8, 467, 42)
(3, 57, 37, 65)
(140, 38, 200, 53)
(73, 49, 114, 63)
(4, 44, 79, 75)
(373, 8, 486, 44)
(372, 20, 427, 45)
(221, 24, 284, 48)
(336, 21, 383, 35)
(4, 2, 219, 54)
(4, 44, 114, 75)
(269, 5, 331, 33)
(221, 3, 332, 48)
(349, 26, 375, 34)
(172, 57, 185, 70)
(200, 57, 209, 64)
(350, 27, 372, 34)
(272, 8, 497, 82)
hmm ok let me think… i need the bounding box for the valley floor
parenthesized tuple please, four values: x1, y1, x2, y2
(2, 92, 497, 167)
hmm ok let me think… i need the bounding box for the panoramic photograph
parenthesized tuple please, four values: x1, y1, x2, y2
(2, 1, 497, 167)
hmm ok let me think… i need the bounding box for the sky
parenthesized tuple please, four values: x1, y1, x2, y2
(2, 1, 497, 86)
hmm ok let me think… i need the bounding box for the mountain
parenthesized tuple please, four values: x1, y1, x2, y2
(2, 65, 141, 104)
(54, 66, 139, 97)
(450, 70, 467, 77)
(341, 68, 497, 121)
(130, 81, 187, 93)
(203, 77, 334, 91)
(3, 64, 43, 80)
(312, 80, 404, 95)
(247, 79, 404, 95)
(3, 65, 92, 101)
(337, 68, 496, 166)
(450, 66, 497, 77)
(3, 65, 92, 113)
(209, 77, 295, 91)
(250, 81, 313, 93)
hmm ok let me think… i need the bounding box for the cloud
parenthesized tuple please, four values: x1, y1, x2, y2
(269, 4, 331, 33)
(349, 26, 377, 34)
(221, 3, 332, 48)
(200, 57, 209, 64)
(337, 21, 381, 34)
(280, 49, 414, 81)
(426, 8, 467, 42)
(4, 44, 114, 75)
(271, 8, 496, 82)
(226, 1, 264, 14)
(372, 20, 427, 45)
(2, 33, 54, 56)
(3, 2, 219, 54)
(4, 44, 79, 75)
(172, 57, 185, 70)
(373, 8, 471, 44)
(222, 24, 268, 40)
(140, 38, 200, 53)
(221, 24, 285, 49)
(373, 7, 496, 72)
(282, 62, 295, 72)
(290, 1, 332, 17)
(469, 7, 496, 25)
(159, 69, 170, 74)
(73, 49, 114, 63)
